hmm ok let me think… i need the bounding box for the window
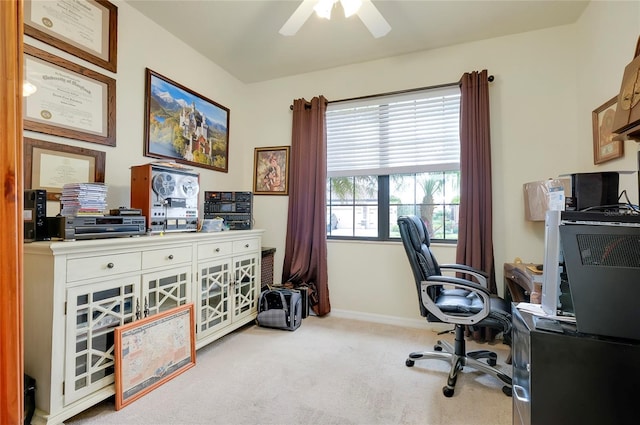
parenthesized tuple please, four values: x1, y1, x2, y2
(326, 85, 461, 241)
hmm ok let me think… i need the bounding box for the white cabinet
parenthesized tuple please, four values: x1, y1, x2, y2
(24, 230, 263, 425)
(195, 238, 260, 348)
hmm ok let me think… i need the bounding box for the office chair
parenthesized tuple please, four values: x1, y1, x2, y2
(397, 215, 512, 397)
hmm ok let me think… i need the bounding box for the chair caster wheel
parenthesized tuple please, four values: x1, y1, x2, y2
(434, 345, 443, 352)
(443, 386, 455, 397)
(406, 359, 415, 367)
(487, 358, 496, 366)
(502, 386, 512, 397)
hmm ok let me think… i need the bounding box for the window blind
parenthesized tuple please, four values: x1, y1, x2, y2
(326, 85, 461, 177)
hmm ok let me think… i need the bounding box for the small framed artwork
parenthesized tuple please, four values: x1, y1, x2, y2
(23, 44, 116, 147)
(144, 68, 230, 172)
(24, 137, 106, 201)
(253, 146, 290, 195)
(24, 0, 118, 73)
(115, 304, 196, 410)
(593, 96, 623, 164)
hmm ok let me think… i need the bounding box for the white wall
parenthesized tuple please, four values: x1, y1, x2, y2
(249, 1, 640, 322)
(26, 0, 640, 325)
(26, 0, 253, 215)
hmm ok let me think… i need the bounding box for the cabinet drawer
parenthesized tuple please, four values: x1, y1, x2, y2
(198, 241, 233, 260)
(67, 252, 141, 282)
(233, 238, 259, 254)
(142, 245, 192, 269)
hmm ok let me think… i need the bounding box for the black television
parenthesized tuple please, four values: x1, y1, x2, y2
(559, 221, 640, 341)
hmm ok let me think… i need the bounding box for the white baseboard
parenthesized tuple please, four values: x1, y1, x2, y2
(329, 308, 452, 332)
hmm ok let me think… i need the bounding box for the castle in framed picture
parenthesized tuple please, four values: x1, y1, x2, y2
(144, 68, 230, 172)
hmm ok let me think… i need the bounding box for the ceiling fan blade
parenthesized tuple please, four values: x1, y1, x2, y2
(279, 0, 317, 36)
(357, 0, 391, 38)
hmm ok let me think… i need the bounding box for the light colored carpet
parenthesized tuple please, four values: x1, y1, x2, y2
(66, 315, 512, 425)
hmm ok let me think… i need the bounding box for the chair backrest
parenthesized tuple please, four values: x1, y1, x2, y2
(397, 215, 442, 318)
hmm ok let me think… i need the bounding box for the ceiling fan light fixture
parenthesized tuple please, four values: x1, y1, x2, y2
(340, 0, 362, 18)
(314, 0, 336, 20)
(280, 0, 390, 38)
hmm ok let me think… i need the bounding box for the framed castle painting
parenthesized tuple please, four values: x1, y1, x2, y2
(144, 68, 230, 172)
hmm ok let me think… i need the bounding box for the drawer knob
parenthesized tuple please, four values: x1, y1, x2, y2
(168, 254, 174, 260)
(215, 248, 220, 253)
(245, 244, 249, 248)
(107, 262, 114, 269)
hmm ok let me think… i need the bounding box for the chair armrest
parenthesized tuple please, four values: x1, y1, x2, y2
(420, 276, 491, 326)
(439, 264, 488, 288)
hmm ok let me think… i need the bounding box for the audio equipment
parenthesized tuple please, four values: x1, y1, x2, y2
(47, 215, 146, 241)
(131, 164, 200, 233)
(24, 189, 47, 242)
(203, 191, 253, 230)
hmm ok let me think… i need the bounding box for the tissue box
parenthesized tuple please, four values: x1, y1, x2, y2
(523, 179, 570, 221)
(201, 218, 223, 232)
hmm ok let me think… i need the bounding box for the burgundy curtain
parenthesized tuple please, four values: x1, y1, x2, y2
(456, 70, 496, 341)
(281, 96, 331, 316)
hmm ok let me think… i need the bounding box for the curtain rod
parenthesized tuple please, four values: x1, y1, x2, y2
(288, 75, 494, 110)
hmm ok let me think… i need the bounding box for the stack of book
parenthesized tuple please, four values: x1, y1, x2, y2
(60, 183, 108, 217)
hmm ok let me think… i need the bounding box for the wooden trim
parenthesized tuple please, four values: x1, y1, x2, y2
(0, 0, 24, 423)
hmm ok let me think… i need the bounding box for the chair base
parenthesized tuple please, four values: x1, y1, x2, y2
(405, 326, 512, 398)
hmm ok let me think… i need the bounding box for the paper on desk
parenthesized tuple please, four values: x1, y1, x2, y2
(515, 302, 577, 323)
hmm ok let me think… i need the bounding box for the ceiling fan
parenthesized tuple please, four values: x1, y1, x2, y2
(279, 0, 391, 38)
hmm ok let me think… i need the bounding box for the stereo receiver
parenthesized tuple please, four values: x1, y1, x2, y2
(47, 215, 146, 241)
(204, 191, 253, 230)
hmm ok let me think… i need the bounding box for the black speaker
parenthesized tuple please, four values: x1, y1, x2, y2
(570, 172, 619, 211)
(24, 189, 47, 242)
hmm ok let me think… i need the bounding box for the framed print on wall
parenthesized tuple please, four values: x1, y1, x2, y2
(24, 0, 118, 73)
(253, 146, 290, 195)
(144, 68, 230, 173)
(24, 137, 106, 201)
(593, 96, 623, 164)
(23, 44, 117, 147)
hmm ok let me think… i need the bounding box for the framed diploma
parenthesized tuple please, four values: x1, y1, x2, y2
(24, 0, 118, 73)
(24, 137, 106, 201)
(23, 44, 116, 147)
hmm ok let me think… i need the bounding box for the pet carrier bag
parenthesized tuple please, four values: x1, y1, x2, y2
(256, 288, 302, 331)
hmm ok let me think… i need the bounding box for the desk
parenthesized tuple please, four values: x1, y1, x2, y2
(503, 263, 535, 303)
(512, 306, 640, 425)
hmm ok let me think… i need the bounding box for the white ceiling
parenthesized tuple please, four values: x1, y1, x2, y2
(125, 0, 589, 83)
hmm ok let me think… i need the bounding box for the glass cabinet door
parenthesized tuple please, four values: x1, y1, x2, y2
(65, 278, 139, 405)
(197, 259, 232, 339)
(141, 266, 191, 317)
(232, 254, 258, 321)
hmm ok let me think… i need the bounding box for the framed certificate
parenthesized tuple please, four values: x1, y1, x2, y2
(24, 0, 118, 73)
(24, 137, 106, 201)
(23, 44, 116, 146)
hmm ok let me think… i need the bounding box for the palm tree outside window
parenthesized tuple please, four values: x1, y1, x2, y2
(326, 85, 461, 242)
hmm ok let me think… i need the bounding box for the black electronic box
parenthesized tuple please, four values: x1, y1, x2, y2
(203, 191, 253, 230)
(24, 189, 47, 242)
